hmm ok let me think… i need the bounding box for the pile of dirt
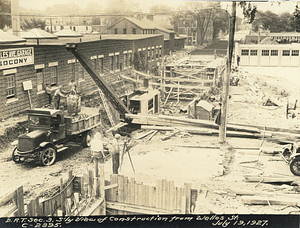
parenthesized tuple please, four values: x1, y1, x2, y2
(0, 121, 27, 151)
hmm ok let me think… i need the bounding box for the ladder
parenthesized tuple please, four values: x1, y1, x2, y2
(99, 89, 116, 127)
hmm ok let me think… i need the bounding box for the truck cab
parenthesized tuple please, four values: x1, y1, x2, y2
(13, 108, 67, 166)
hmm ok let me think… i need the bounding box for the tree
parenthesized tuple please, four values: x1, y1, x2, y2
(149, 4, 172, 14)
(293, 4, 300, 32)
(21, 17, 46, 30)
(212, 8, 230, 40)
(171, 1, 220, 45)
(0, 0, 11, 29)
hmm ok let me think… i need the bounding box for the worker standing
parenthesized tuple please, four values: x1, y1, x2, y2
(53, 85, 67, 109)
(111, 134, 123, 174)
(91, 132, 105, 163)
(45, 84, 52, 105)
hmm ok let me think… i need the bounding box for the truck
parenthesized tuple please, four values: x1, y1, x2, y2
(12, 107, 101, 166)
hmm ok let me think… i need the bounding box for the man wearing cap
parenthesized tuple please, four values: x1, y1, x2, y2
(111, 134, 123, 174)
(91, 132, 105, 163)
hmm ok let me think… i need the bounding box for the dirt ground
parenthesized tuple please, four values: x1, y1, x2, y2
(1, 66, 300, 215)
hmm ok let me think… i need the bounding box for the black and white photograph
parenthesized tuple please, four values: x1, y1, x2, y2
(0, 0, 300, 227)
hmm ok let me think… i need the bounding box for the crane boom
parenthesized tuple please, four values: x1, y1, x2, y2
(66, 43, 131, 119)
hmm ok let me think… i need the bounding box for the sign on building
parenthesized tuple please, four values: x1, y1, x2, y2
(0, 47, 34, 70)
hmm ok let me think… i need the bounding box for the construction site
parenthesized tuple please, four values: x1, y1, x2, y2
(1, 39, 300, 227)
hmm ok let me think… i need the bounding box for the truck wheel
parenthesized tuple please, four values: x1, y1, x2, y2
(12, 147, 25, 163)
(290, 157, 300, 176)
(40, 147, 57, 166)
(81, 131, 92, 148)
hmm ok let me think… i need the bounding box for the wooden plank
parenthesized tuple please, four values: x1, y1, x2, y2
(1, 206, 17, 217)
(123, 176, 128, 203)
(134, 181, 139, 205)
(156, 180, 163, 209)
(106, 201, 178, 215)
(111, 174, 118, 202)
(130, 178, 135, 205)
(104, 183, 118, 190)
(0, 182, 29, 207)
(15, 186, 24, 216)
(242, 195, 300, 206)
(162, 179, 169, 209)
(138, 183, 143, 206)
(99, 165, 105, 200)
(169, 181, 175, 211)
(88, 170, 93, 197)
(244, 175, 300, 183)
(81, 198, 104, 216)
(181, 196, 186, 214)
(117, 175, 124, 203)
(161, 130, 181, 141)
(145, 185, 150, 207)
(184, 183, 191, 214)
(134, 130, 155, 140)
(150, 186, 156, 208)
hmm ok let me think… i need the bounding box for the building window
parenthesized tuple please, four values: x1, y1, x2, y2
(241, 50, 249, 56)
(110, 56, 114, 71)
(124, 53, 128, 67)
(292, 50, 299, 56)
(70, 63, 75, 80)
(76, 64, 84, 81)
(99, 58, 103, 74)
(132, 28, 136, 34)
(128, 53, 132, 66)
(123, 28, 127, 34)
(6, 74, 15, 99)
(159, 47, 162, 57)
(156, 48, 158, 59)
(114, 28, 118, 34)
(86, 26, 88, 30)
(250, 50, 257, 56)
(262, 50, 269, 56)
(152, 48, 154, 60)
(116, 55, 120, 70)
(282, 50, 290, 56)
(271, 50, 278, 56)
(36, 68, 44, 92)
(147, 49, 150, 61)
(50, 67, 57, 86)
(93, 59, 98, 72)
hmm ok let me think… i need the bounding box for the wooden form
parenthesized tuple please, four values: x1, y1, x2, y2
(0, 166, 195, 217)
(105, 175, 193, 215)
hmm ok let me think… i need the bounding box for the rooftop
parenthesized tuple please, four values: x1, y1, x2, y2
(0, 34, 163, 46)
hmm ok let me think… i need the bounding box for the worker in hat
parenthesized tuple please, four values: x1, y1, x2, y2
(91, 132, 105, 163)
(111, 133, 123, 174)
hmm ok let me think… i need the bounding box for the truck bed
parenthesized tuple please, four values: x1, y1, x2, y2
(65, 107, 101, 135)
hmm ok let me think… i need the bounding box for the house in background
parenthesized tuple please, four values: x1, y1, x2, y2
(177, 16, 213, 46)
(107, 16, 185, 55)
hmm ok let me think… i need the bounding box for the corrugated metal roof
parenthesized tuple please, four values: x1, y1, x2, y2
(20, 28, 58, 39)
(54, 29, 83, 37)
(0, 30, 26, 43)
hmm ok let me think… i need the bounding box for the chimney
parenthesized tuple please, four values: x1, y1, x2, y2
(147, 15, 154, 21)
(11, 0, 20, 36)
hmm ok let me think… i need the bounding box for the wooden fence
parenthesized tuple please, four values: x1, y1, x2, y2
(0, 166, 196, 217)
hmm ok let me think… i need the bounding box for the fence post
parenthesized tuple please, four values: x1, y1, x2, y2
(14, 186, 24, 216)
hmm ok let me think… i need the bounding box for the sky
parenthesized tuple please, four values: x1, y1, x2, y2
(18, 0, 300, 15)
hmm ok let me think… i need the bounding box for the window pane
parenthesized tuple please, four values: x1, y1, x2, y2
(282, 50, 290, 56)
(5, 74, 15, 98)
(250, 50, 257, 56)
(271, 50, 278, 56)
(241, 50, 249, 56)
(50, 67, 57, 86)
(36, 69, 44, 92)
(262, 50, 269, 56)
(292, 50, 299, 56)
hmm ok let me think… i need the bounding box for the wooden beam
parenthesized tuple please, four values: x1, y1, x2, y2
(0, 182, 29, 207)
(104, 183, 118, 190)
(81, 198, 104, 216)
(106, 201, 180, 214)
(242, 195, 300, 206)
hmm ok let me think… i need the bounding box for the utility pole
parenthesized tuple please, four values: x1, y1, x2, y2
(219, 2, 236, 143)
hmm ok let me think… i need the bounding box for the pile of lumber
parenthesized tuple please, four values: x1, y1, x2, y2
(125, 113, 300, 141)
